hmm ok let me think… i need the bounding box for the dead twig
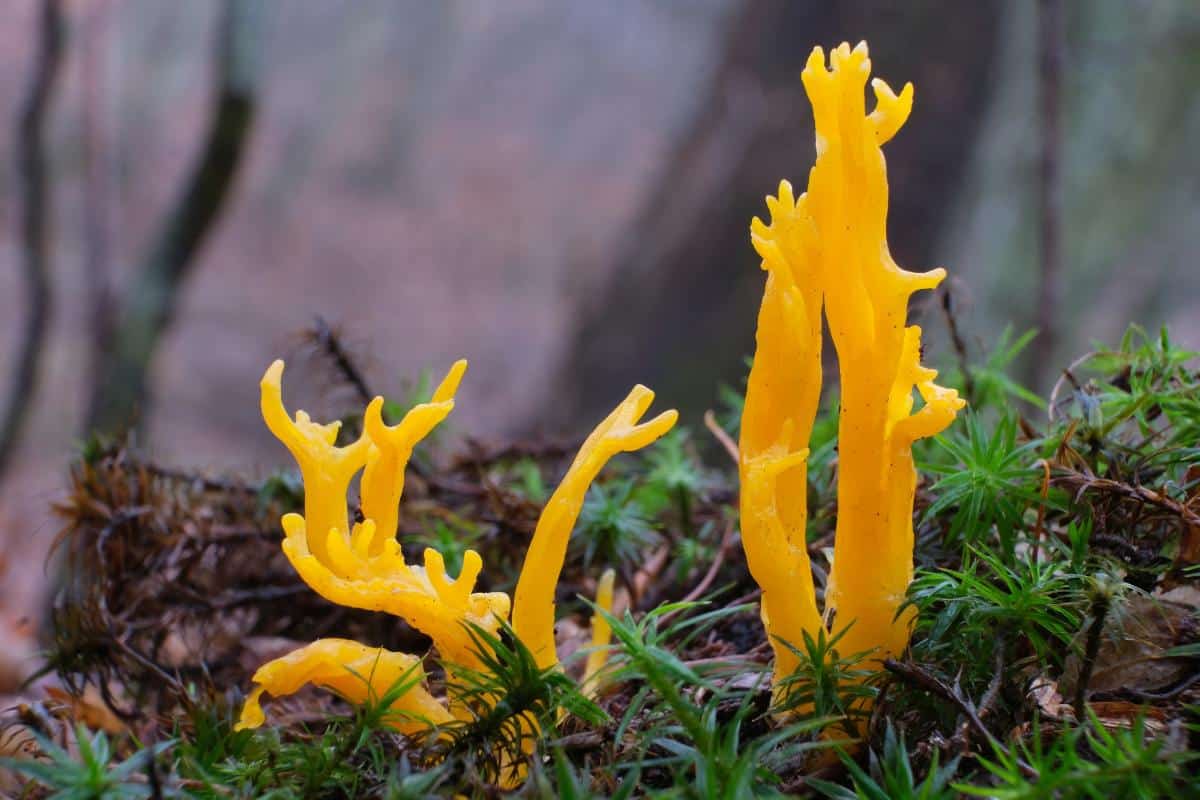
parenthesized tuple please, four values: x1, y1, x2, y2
(978, 643, 1005, 721)
(940, 284, 975, 401)
(677, 520, 735, 607)
(884, 658, 1037, 779)
(309, 315, 373, 406)
(1073, 586, 1112, 721)
(703, 410, 739, 465)
(1055, 468, 1200, 529)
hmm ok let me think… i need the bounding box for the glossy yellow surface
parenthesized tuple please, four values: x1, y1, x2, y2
(582, 567, 616, 697)
(235, 638, 452, 734)
(741, 177, 824, 684)
(261, 360, 509, 672)
(513, 386, 677, 669)
(740, 41, 965, 693)
(241, 360, 675, 772)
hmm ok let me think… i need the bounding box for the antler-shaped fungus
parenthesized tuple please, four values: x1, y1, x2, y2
(739, 41, 965, 709)
(513, 385, 677, 670)
(239, 358, 675, 780)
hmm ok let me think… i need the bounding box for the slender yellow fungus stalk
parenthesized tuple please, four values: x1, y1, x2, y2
(739, 41, 965, 702)
(513, 386, 677, 670)
(804, 43, 964, 669)
(239, 359, 675, 785)
(582, 568, 616, 698)
(741, 176, 824, 686)
(260, 360, 371, 566)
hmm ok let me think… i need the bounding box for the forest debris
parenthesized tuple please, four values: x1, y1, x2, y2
(1086, 701, 1169, 736)
(1061, 594, 1196, 700)
(632, 545, 671, 604)
(1176, 464, 1200, 566)
(1028, 677, 1173, 737)
(43, 685, 125, 735)
(0, 723, 39, 797)
(1028, 675, 1072, 719)
(0, 613, 38, 693)
(1156, 584, 1200, 611)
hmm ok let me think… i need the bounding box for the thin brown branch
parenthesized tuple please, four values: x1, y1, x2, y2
(884, 658, 1037, 778)
(703, 409, 739, 465)
(309, 315, 374, 406)
(940, 284, 975, 401)
(1055, 468, 1200, 528)
(677, 519, 735, 607)
(0, 0, 65, 484)
(1073, 589, 1111, 721)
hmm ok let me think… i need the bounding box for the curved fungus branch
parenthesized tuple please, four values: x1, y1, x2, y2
(242, 357, 675, 783)
(739, 40, 965, 710)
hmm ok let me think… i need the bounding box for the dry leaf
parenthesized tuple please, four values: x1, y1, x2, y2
(1028, 676, 1073, 720)
(1087, 700, 1168, 736)
(44, 685, 126, 735)
(1062, 594, 1196, 699)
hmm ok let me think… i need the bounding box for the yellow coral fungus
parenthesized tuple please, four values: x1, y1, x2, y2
(582, 567, 616, 698)
(239, 357, 675, 774)
(513, 387, 677, 670)
(261, 359, 509, 673)
(739, 41, 965, 699)
(236, 639, 451, 734)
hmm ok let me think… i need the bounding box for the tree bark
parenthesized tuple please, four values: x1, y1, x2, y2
(86, 0, 262, 437)
(552, 0, 1001, 429)
(0, 0, 66, 485)
(936, 0, 1200, 386)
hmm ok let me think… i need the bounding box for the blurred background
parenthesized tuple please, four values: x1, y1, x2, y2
(0, 0, 1197, 679)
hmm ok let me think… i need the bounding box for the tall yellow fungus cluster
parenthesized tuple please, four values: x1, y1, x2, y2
(740, 42, 965, 691)
(239, 359, 675, 758)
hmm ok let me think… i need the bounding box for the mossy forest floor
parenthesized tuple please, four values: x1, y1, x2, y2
(2, 324, 1198, 798)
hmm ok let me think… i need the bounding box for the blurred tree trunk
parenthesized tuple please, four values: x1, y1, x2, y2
(935, 0, 1200, 387)
(86, 0, 262, 438)
(0, 0, 65, 485)
(553, 0, 1001, 428)
(81, 0, 117, 431)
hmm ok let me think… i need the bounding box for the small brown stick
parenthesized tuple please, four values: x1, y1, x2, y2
(1073, 587, 1112, 721)
(978, 642, 1005, 721)
(940, 285, 975, 401)
(632, 545, 671, 607)
(703, 410, 739, 464)
(726, 588, 762, 608)
(677, 520, 735, 606)
(1090, 671, 1200, 703)
(140, 461, 262, 495)
(1057, 470, 1200, 528)
(311, 315, 373, 406)
(885, 658, 1037, 779)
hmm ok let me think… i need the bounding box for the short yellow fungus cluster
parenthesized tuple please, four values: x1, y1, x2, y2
(739, 42, 966, 695)
(239, 359, 675, 748)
